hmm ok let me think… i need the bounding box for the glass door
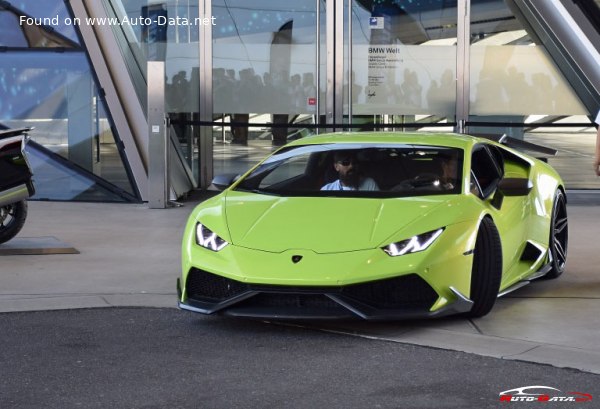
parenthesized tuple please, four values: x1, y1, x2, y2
(210, 0, 323, 178)
(204, 0, 460, 185)
(346, 0, 458, 131)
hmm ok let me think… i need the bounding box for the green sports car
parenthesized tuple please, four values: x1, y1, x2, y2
(177, 132, 568, 319)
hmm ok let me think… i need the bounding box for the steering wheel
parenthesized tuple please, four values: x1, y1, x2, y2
(413, 173, 440, 184)
(391, 173, 441, 191)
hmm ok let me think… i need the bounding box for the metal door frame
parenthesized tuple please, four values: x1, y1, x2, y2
(327, 0, 345, 130)
(198, 0, 213, 188)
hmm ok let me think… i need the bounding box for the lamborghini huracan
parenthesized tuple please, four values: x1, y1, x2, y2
(177, 132, 568, 319)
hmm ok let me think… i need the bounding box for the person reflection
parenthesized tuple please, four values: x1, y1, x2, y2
(400, 69, 422, 108)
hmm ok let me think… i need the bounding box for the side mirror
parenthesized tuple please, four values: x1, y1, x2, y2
(491, 178, 532, 209)
(211, 173, 240, 191)
(497, 178, 533, 196)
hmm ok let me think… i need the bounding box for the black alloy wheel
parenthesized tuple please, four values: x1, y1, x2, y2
(0, 200, 28, 244)
(466, 216, 503, 318)
(545, 189, 568, 279)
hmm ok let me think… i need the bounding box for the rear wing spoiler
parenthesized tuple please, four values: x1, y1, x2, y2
(0, 127, 33, 140)
(474, 133, 558, 159)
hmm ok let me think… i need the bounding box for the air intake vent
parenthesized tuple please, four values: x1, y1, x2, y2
(186, 268, 249, 302)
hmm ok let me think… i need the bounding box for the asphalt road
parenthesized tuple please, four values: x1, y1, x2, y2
(1, 308, 598, 409)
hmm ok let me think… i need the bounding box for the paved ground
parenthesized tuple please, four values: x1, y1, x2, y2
(1, 308, 598, 409)
(0, 194, 599, 376)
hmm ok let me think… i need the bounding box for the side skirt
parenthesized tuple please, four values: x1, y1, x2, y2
(497, 260, 553, 297)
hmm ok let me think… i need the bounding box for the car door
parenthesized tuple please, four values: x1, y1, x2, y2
(470, 143, 530, 285)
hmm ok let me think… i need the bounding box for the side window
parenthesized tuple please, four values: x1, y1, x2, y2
(259, 154, 310, 188)
(470, 145, 503, 199)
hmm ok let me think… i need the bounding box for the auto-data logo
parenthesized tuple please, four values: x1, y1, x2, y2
(499, 386, 593, 403)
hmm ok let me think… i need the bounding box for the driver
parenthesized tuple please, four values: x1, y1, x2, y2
(439, 151, 459, 190)
(321, 150, 379, 191)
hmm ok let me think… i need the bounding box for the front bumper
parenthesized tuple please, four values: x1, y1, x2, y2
(177, 269, 473, 320)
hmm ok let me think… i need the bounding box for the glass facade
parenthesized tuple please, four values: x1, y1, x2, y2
(102, 0, 201, 182)
(1, 0, 599, 199)
(210, 1, 322, 176)
(468, 0, 598, 189)
(346, 0, 458, 138)
(469, 0, 586, 118)
(0, 1, 138, 201)
(349, 0, 457, 119)
(101, 0, 201, 113)
(0, 0, 80, 46)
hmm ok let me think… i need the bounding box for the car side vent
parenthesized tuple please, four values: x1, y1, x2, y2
(520, 241, 543, 262)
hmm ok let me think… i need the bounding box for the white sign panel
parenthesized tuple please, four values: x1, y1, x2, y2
(369, 17, 384, 30)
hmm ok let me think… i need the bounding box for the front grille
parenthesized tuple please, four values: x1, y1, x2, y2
(186, 268, 438, 314)
(341, 274, 438, 310)
(238, 293, 342, 310)
(186, 268, 249, 302)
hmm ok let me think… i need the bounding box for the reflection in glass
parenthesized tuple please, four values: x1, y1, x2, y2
(101, 0, 201, 112)
(0, 51, 136, 200)
(212, 0, 320, 179)
(213, 1, 319, 115)
(468, 0, 597, 190)
(469, 0, 585, 117)
(0, 0, 80, 45)
(103, 0, 201, 183)
(26, 142, 130, 202)
(350, 0, 457, 123)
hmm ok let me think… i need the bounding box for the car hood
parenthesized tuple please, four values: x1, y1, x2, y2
(224, 191, 453, 253)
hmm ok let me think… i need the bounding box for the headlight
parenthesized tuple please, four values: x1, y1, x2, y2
(195, 223, 228, 251)
(382, 228, 444, 257)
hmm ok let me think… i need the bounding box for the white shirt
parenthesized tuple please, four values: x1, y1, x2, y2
(595, 109, 600, 125)
(321, 178, 379, 191)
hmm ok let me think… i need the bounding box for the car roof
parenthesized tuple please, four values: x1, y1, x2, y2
(285, 132, 481, 150)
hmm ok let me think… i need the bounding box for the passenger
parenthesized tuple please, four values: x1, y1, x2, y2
(321, 150, 379, 191)
(439, 152, 459, 190)
(594, 109, 600, 176)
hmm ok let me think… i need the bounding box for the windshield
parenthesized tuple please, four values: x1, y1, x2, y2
(234, 143, 463, 198)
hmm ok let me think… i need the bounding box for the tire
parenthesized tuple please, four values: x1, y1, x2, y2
(0, 200, 28, 244)
(466, 217, 503, 318)
(544, 189, 568, 279)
